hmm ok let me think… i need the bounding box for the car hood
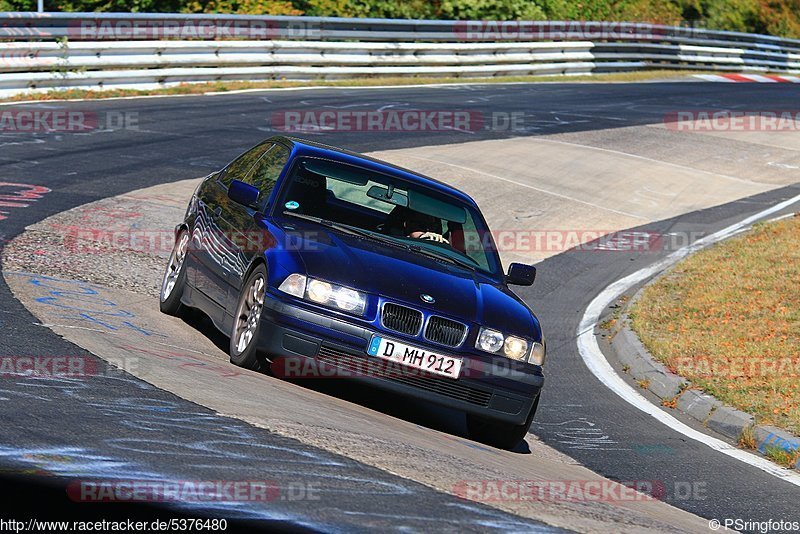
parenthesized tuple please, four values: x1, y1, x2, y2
(273, 220, 540, 338)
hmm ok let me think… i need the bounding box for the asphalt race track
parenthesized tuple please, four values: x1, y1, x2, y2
(1, 81, 799, 531)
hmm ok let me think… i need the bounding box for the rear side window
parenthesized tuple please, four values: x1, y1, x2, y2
(246, 144, 291, 204)
(219, 142, 273, 187)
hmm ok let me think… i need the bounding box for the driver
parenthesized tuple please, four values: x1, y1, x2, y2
(404, 210, 449, 244)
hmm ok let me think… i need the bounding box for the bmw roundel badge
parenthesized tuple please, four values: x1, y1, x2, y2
(420, 294, 435, 304)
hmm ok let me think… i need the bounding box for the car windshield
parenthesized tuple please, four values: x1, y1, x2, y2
(275, 157, 501, 275)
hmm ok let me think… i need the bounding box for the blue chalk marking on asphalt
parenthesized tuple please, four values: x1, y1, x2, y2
(12, 272, 167, 338)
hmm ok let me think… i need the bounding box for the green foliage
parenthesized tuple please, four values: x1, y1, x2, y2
(184, 0, 301, 14)
(2, 0, 800, 38)
(1, 0, 37, 9)
(677, 0, 761, 31)
(300, 0, 433, 19)
(53, 0, 183, 11)
(754, 0, 800, 38)
(436, 0, 546, 20)
(541, 0, 682, 23)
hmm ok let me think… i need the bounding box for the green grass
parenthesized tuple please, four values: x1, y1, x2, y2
(0, 69, 702, 103)
(631, 215, 800, 437)
(764, 445, 800, 468)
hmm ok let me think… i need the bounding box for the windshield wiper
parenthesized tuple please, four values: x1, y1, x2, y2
(406, 243, 478, 271)
(282, 212, 357, 233)
(282, 211, 397, 244)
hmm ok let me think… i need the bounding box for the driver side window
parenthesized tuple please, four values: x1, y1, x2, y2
(219, 142, 272, 188)
(245, 144, 290, 205)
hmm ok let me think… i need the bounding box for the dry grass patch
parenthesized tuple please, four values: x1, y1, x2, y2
(0, 70, 703, 103)
(631, 215, 800, 436)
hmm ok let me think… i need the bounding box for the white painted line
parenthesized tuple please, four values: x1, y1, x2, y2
(533, 137, 768, 187)
(765, 212, 796, 223)
(577, 192, 800, 487)
(394, 153, 649, 220)
(745, 74, 779, 83)
(693, 74, 735, 82)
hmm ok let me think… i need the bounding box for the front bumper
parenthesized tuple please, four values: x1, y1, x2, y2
(256, 294, 544, 425)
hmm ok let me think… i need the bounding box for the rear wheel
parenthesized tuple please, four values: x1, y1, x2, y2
(467, 394, 540, 450)
(229, 265, 268, 371)
(159, 230, 190, 316)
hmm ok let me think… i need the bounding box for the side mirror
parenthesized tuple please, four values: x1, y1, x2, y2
(228, 180, 259, 208)
(506, 263, 536, 286)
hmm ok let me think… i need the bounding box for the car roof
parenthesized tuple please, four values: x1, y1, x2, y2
(274, 136, 479, 207)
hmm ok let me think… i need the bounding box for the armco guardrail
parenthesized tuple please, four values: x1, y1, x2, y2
(1, 12, 799, 97)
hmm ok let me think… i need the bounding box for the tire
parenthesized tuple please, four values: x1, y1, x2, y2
(466, 393, 540, 450)
(229, 264, 268, 371)
(159, 230, 190, 316)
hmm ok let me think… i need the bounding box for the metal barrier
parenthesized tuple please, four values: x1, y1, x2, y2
(1, 13, 799, 97)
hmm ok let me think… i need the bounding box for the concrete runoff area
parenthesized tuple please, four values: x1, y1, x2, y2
(6, 121, 800, 531)
(4, 179, 708, 533)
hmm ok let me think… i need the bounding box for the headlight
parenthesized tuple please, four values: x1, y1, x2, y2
(503, 336, 529, 361)
(278, 274, 366, 316)
(476, 327, 541, 365)
(476, 328, 504, 353)
(307, 279, 332, 303)
(334, 287, 363, 312)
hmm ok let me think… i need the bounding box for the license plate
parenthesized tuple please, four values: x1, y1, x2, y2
(367, 335, 463, 379)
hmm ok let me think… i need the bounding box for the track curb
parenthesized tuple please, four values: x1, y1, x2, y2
(602, 274, 800, 472)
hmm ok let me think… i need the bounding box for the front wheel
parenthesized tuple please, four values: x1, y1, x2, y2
(466, 394, 540, 450)
(229, 265, 268, 371)
(160, 230, 190, 316)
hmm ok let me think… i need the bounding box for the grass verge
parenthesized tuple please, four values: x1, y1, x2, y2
(764, 446, 800, 468)
(630, 215, 800, 437)
(0, 69, 702, 103)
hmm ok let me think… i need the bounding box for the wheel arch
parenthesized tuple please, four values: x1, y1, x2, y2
(242, 256, 268, 288)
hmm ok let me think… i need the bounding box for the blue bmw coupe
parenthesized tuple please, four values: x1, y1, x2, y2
(160, 136, 545, 448)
